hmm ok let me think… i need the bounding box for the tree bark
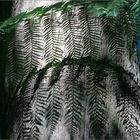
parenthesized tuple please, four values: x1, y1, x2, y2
(10, 0, 140, 140)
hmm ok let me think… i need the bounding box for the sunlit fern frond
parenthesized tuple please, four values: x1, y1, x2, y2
(15, 23, 44, 137)
(62, 7, 84, 59)
(42, 15, 54, 64)
(42, 12, 64, 64)
(51, 12, 64, 62)
(23, 18, 44, 73)
(62, 12, 74, 57)
(87, 15, 102, 60)
(78, 6, 92, 57)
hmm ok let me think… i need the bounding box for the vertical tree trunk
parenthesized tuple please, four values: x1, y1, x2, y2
(10, 0, 140, 140)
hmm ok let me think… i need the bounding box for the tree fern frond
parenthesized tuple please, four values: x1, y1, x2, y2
(131, 0, 140, 39)
(52, 12, 64, 62)
(1, 0, 136, 33)
(116, 68, 140, 139)
(42, 15, 54, 64)
(7, 67, 37, 139)
(115, 64, 140, 94)
(30, 75, 51, 140)
(6, 36, 15, 93)
(78, 6, 92, 57)
(62, 12, 74, 57)
(3, 0, 140, 139)
(27, 66, 56, 140)
(116, 95, 140, 139)
(108, 69, 120, 94)
(14, 23, 25, 82)
(86, 67, 108, 139)
(42, 12, 64, 64)
(87, 15, 102, 60)
(23, 18, 43, 74)
(6, 24, 25, 93)
(10, 68, 37, 140)
(33, 62, 53, 93)
(33, 55, 75, 93)
(46, 80, 62, 140)
(105, 68, 125, 139)
(120, 7, 137, 58)
(64, 65, 84, 140)
(118, 67, 140, 108)
(20, 75, 36, 140)
(62, 7, 84, 59)
(30, 124, 40, 140)
(101, 16, 125, 62)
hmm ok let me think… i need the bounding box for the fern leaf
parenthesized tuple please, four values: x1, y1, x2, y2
(23, 18, 43, 73)
(105, 68, 126, 139)
(7, 24, 25, 93)
(46, 80, 62, 139)
(62, 7, 83, 59)
(86, 67, 107, 139)
(14, 23, 25, 82)
(30, 76, 50, 140)
(42, 15, 54, 64)
(101, 17, 125, 62)
(12, 69, 37, 140)
(86, 14, 102, 60)
(42, 12, 64, 64)
(78, 6, 91, 57)
(64, 65, 83, 140)
(116, 69, 140, 139)
(6, 36, 15, 93)
(116, 95, 140, 139)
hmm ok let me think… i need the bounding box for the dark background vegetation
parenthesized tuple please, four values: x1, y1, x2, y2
(0, 1, 12, 138)
(0, 1, 12, 22)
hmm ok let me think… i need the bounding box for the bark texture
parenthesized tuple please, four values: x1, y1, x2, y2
(9, 0, 140, 140)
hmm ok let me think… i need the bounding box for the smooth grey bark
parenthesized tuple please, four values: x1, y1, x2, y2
(11, 0, 140, 140)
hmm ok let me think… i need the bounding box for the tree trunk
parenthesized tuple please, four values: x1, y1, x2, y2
(9, 0, 140, 140)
